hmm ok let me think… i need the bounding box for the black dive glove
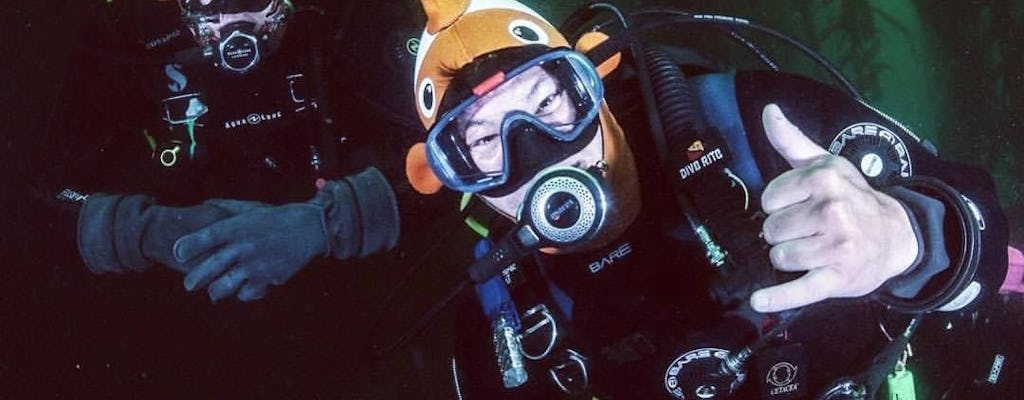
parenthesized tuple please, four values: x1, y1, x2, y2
(175, 167, 400, 302)
(77, 194, 266, 274)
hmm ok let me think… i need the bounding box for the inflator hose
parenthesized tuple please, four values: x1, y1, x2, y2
(642, 46, 706, 137)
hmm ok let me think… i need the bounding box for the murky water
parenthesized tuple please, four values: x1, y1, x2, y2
(1, 1, 1020, 398)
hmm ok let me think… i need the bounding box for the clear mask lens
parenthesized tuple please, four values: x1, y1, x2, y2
(426, 50, 604, 193)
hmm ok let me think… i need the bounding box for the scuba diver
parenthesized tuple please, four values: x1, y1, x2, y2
(392, 0, 1011, 398)
(33, 0, 418, 302)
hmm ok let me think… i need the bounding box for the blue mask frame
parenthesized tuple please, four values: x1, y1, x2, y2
(425, 49, 605, 193)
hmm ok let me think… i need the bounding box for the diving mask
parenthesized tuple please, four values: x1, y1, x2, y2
(178, 0, 290, 73)
(425, 49, 605, 194)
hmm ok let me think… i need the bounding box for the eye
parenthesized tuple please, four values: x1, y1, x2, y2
(469, 134, 499, 149)
(418, 78, 436, 118)
(536, 91, 563, 116)
(508, 19, 549, 45)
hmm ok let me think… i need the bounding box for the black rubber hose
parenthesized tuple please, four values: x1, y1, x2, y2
(559, 2, 631, 43)
(642, 46, 706, 144)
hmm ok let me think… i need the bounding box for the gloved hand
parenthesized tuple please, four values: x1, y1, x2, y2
(77, 194, 267, 274)
(175, 167, 400, 302)
(176, 202, 329, 302)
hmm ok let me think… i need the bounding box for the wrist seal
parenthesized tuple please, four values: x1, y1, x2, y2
(876, 176, 983, 313)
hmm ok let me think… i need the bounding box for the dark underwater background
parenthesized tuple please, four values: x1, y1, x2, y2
(0, 0, 1021, 398)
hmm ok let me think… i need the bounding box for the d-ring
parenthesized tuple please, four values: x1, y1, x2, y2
(519, 304, 558, 360)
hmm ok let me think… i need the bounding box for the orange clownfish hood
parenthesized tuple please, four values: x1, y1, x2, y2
(412, 0, 569, 130)
(406, 0, 629, 211)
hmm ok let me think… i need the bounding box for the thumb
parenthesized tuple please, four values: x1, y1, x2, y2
(173, 226, 222, 263)
(762, 104, 829, 169)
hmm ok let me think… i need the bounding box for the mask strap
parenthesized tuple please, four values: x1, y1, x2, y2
(583, 28, 638, 68)
(460, 192, 491, 238)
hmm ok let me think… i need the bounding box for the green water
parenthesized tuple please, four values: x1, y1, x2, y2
(536, 0, 1024, 244)
(1, 1, 1020, 398)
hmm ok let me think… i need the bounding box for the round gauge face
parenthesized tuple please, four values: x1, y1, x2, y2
(828, 122, 913, 186)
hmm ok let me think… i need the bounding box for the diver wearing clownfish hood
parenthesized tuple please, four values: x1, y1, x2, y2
(393, 0, 1011, 398)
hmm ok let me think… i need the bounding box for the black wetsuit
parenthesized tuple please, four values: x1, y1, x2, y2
(35, 1, 436, 260)
(15, 1, 440, 397)
(41, 1, 359, 206)
(448, 51, 1012, 400)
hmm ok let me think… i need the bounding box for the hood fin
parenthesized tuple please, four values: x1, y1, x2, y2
(422, 0, 470, 34)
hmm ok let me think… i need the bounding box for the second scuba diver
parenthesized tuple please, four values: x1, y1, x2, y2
(36, 0, 409, 302)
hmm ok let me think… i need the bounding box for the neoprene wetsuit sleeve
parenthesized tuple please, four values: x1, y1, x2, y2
(29, 1, 155, 261)
(879, 163, 1009, 312)
(879, 186, 950, 298)
(314, 167, 401, 259)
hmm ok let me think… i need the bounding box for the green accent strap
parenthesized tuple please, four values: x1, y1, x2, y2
(141, 129, 157, 152)
(460, 192, 489, 238)
(186, 120, 197, 158)
(886, 368, 916, 400)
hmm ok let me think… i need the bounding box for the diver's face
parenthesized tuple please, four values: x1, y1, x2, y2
(459, 65, 582, 175)
(186, 1, 282, 45)
(459, 67, 604, 218)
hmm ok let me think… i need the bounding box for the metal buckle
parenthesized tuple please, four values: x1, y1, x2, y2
(820, 378, 867, 400)
(518, 304, 558, 360)
(161, 93, 207, 125)
(549, 349, 589, 396)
